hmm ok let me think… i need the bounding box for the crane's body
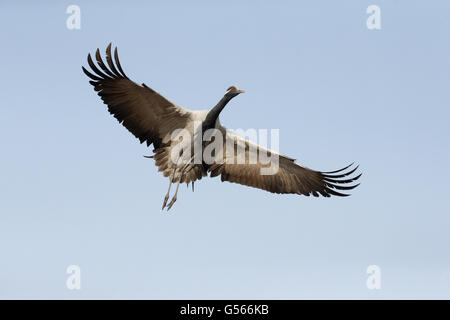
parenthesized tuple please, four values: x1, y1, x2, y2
(83, 44, 361, 211)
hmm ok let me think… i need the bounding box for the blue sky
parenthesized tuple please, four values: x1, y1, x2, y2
(0, 0, 449, 299)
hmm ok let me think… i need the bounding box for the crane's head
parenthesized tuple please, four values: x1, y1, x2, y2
(224, 85, 245, 98)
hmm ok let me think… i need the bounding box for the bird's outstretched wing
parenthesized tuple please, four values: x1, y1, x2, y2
(82, 43, 191, 148)
(209, 130, 361, 197)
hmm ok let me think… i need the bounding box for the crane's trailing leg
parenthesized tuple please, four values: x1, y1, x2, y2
(162, 167, 177, 210)
(166, 157, 194, 211)
(167, 169, 185, 211)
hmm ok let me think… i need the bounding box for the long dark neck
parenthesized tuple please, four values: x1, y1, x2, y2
(203, 95, 232, 130)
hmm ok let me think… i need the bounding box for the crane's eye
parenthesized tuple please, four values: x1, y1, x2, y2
(226, 86, 236, 93)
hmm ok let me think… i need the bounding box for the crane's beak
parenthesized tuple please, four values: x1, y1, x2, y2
(237, 89, 245, 94)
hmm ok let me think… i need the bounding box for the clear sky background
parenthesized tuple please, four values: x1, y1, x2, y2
(1, 0, 449, 299)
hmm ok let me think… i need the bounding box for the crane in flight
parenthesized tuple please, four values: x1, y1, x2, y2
(82, 44, 361, 211)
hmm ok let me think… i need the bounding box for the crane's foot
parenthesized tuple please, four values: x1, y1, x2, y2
(161, 194, 169, 211)
(166, 195, 177, 211)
